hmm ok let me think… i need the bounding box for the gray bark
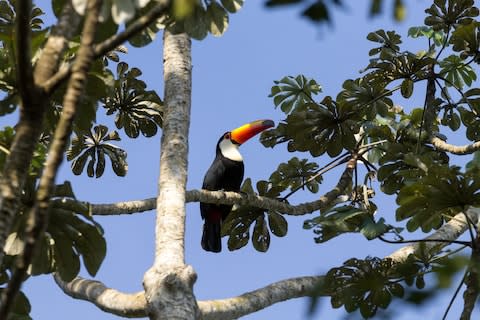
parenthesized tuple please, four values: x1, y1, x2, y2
(142, 30, 199, 320)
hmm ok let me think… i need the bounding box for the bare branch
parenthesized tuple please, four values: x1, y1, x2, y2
(54, 273, 321, 320)
(43, 0, 171, 94)
(198, 276, 322, 320)
(387, 207, 480, 263)
(0, 1, 103, 318)
(431, 136, 480, 155)
(54, 274, 147, 318)
(90, 162, 353, 216)
(33, 1, 81, 86)
(55, 208, 480, 319)
(94, 0, 170, 57)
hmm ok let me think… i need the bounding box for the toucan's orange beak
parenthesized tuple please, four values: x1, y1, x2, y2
(230, 119, 274, 145)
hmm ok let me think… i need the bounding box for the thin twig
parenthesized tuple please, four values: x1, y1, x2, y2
(282, 152, 350, 200)
(442, 269, 467, 320)
(378, 235, 472, 247)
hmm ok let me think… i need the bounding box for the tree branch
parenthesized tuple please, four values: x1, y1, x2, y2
(54, 273, 322, 320)
(431, 136, 480, 155)
(33, 1, 81, 86)
(0, 0, 103, 318)
(54, 208, 480, 319)
(387, 207, 480, 263)
(43, 0, 172, 94)
(89, 163, 353, 216)
(54, 274, 147, 318)
(198, 276, 322, 320)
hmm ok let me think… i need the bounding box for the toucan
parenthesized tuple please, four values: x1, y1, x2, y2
(200, 119, 275, 252)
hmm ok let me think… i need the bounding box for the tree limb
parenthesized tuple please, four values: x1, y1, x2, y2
(33, 1, 81, 86)
(54, 273, 322, 320)
(89, 163, 353, 216)
(198, 276, 322, 320)
(54, 208, 480, 319)
(431, 136, 480, 155)
(0, 0, 103, 318)
(387, 207, 480, 263)
(43, 0, 172, 94)
(54, 274, 147, 318)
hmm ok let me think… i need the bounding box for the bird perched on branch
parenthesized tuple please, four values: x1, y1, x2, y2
(200, 119, 274, 252)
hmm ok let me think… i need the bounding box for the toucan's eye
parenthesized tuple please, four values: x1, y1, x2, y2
(224, 132, 231, 140)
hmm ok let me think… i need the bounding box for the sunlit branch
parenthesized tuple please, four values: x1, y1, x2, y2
(431, 136, 480, 155)
(54, 274, 147, 318)
(89, 162, 354, 217)
(198, 276, 322, 320)
(54, 208, 480, 319)
(387, 207, 480, 263)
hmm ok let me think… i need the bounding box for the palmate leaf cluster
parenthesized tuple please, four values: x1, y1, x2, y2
(222, 156, 324, 252)
(217, 0, 480, 318)
(0, 127, 105, 318)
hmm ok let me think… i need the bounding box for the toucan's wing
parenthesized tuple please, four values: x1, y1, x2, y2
(202, 157, 226, 190)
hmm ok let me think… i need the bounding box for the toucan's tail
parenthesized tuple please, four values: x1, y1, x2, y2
(201, 221, 221, 252)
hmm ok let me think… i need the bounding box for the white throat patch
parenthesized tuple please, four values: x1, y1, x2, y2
(219, 139, 243, 162)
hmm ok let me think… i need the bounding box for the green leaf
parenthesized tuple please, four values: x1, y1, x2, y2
(183, 5, 208, 40)
(466, 151, 480, 172)
(221, 0, 244, 13)
(396, 165, 480, 232)
(50, 228, 80, 281)
(439, 55, 477, 89)
(269, 157, 322, 193)
(450, 22, 480, 62)
(206, 2, 228, 36)
(269, 75, 322, 114)
(252, 215, 270, 252)
(425, 0, 478, 32)
(317, 257, 406, 318)
(360, 217, 390, 240)
(67, 125, 127, 178)
(400, 78, 414, 98)
(267, 211, 288, 237)
(103, 63, 163, 138)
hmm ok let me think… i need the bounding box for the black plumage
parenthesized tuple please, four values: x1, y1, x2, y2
(200, 134, 244, 252)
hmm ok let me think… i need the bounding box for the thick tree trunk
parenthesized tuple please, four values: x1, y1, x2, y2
(143, 30, 199, 320)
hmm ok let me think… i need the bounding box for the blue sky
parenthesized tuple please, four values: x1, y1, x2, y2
(2, 0, 477, 319)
